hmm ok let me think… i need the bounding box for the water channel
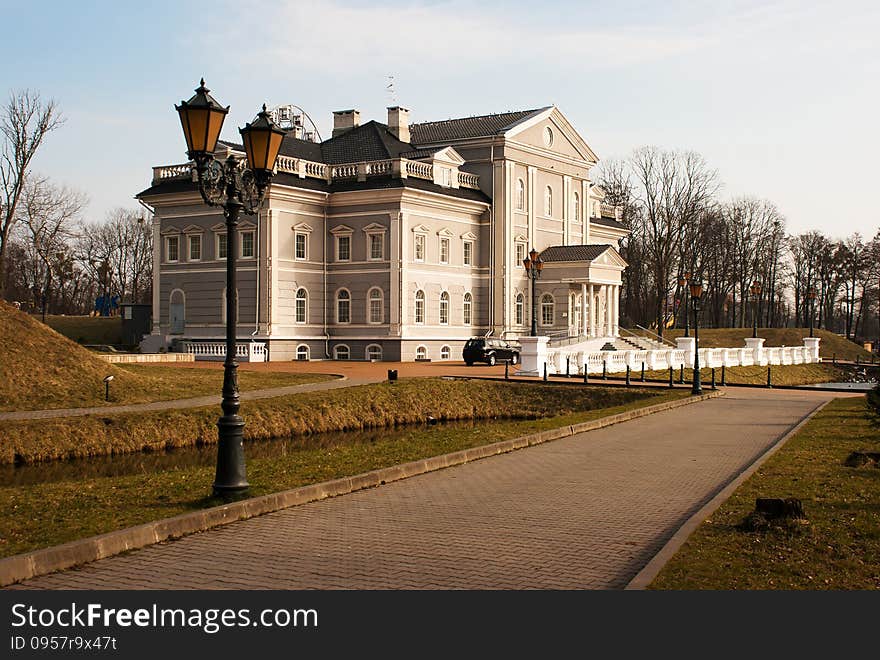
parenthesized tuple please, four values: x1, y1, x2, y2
(3, 420, 486, 488)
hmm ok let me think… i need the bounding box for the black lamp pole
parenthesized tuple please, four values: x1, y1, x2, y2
(523, 248, 543, 337)
(808, 287, 816, 338)
(683, 271, 691, 337)
(751, 280, 762, 339)
(690, 279, 703, 395)
(176, 80, 284, 495)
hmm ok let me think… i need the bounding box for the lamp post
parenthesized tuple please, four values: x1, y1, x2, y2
(690, 278, 703, 395)
(680, 271, 691, 336)
(523, 248, 544, 337)
(176, 80, 284, 495)
(750, 280, 762, 339)
(807, 287, 817, 338)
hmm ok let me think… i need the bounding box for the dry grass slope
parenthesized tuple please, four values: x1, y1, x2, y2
(0, 301, 141, 411)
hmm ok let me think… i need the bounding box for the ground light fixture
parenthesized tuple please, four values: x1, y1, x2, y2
(750, 280, 762, 339)
(689, 278, 704, 395)
(103, 375, 114, 402)
(175, 80, 285, 495)
(523, 248, 544, 337)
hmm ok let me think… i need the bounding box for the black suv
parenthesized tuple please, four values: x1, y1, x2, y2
(462, 338, 521, 366)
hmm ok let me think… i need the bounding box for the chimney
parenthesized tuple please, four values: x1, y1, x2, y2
(387, 106, 410, 143)
(332, 109, 360, 138)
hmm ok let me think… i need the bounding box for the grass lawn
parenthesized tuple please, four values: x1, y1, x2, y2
(636, 363, 847, 387)
(0, 386, 688, 558)
(43, 315, 123, 345)
(650, 395, 880, 589)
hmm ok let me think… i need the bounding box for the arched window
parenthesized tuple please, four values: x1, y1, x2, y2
(416, 345, 428, 361)
(368, 287, 383, 324)
(366, 344, 383, 361)
(516, 179, 525, 211)
(295, 288, 308, 324)
(334, 344, 350, 360)
(439, 291, 449, 325)
(440, 345, 451, 360)
(541, 294, 555, 326)
(414, 290, 425, 324)
(545, 186, 553, 217)
(572, 191, 580, 222)
(336, 289, 350, 324)
(296, 344, 310, 361)
(463, 292, 472, 325)
(515, 293, 524, 326)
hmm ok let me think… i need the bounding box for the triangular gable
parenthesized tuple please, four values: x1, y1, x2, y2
(160, 225, 181, 235)
(211, 222, 226, 232)
(182, 224, 203, 234)
(329, 224, 354, 235)
(594, 247, 628, 268)
(411, 224, 430, 233)
(362, 223, 387, 233)
(513, 233, 527, 243)
(461, 231, 477, 240)
(436, 227, 455, 237)
(293, 222, 313, 233)
(503, 106, 599, 164)
(238, 220, 257, 230)
(431, 146, 466, 166)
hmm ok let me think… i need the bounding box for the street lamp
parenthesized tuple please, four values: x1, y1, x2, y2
(176, 79, 284, 495)
(678, 272, 691, 337)
(689, 278, 704, 395)
(750, 280, 762, 339)
(807, 287, 817, 338)
(523, 248, 544, 337)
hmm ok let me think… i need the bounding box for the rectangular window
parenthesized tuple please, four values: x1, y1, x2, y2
(369, 234, 383, 260)
(414, 234, 425, 262)
(217, 234, 228, 259)
(295, 233, 307, 260)
(166, 236, 179, 262)
(440, 237, 449, 264)
(337, 235, 351, 261)
(188, 235, 201, 261)
(241, 231, 255, 258)
(463, 241, 473, 266)
(515, 243, 525, 266)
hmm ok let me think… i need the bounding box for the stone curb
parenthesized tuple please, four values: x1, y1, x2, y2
(624, 397, 831, 590)
(0, 390, 722, 587)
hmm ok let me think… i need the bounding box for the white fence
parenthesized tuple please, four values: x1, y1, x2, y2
(521, 336, 821, 376)
(179, 341, 267, 362)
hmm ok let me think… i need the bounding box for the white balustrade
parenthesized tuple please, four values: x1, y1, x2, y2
(539, 337, 821, 376)
(458, 172, 480, 188)
(405, 160, 434, 180)
(366, 160, 393, 175)
(180, 341, 267, 363)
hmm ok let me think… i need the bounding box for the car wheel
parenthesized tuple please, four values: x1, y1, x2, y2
(487, 354, 496, 366)
(465, 361, 474, 366)
(510, 353, 518, 365)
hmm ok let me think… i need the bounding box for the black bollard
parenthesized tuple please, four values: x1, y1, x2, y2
(505, 360, 509, 380)
(767, 365, 772, 388)
(626, 365, 631, 387)
(721, 364, 726, 386)
(583, 365, 589, 384)
(668, 366, 674, 388)
(679, 364, 684, 384)
(832, 353, 836, 365)
(602, 362, 607, 380)
(711, 368, 717, 390)
(856, 355, 860, 365)
(640, 361, 645, 382)
(566, 356, 570, 378)
(543, 362, 548, 382)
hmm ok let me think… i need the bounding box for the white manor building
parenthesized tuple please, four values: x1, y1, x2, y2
(138, 105, 628, 361)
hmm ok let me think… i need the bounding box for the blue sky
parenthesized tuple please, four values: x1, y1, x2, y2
(2, 0, 878, 237)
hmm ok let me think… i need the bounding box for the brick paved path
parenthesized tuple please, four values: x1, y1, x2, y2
(11, 388, 832, 590)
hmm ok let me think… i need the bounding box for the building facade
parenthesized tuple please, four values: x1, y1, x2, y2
(138, 105, 627, 361)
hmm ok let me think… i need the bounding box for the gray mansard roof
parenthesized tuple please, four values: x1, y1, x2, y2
(539, 245, 615, 263)
(409, 108, 548, 144)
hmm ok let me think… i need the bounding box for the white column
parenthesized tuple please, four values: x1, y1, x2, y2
(151, 216, 161, 334)
(589, 283, 595, 337)
(603, 285, 610, 336)
(613, 285, 619, 336)
(581, 282, 588, 336)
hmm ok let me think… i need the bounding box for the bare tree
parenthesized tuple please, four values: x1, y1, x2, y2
(0, 90, 63, 298)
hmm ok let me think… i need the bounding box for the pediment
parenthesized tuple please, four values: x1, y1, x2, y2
(504, 106, 599, 164)
(330, 224, 354, 235)
(436, 227, 455, 238)
(431, 146, 466, 166)
(160, 225, 181, 235)
(211, 222, 227, 232)
(461, 231, 477, 240)
(293, 222, 314, 233)
(182, 224, 203, 234)
(514, 234, 527, 243)
(238, 219, 256, 230)
(362, 222, 387, 233)
(593, 247, 628, 268)
(412, 224, 430, 233)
